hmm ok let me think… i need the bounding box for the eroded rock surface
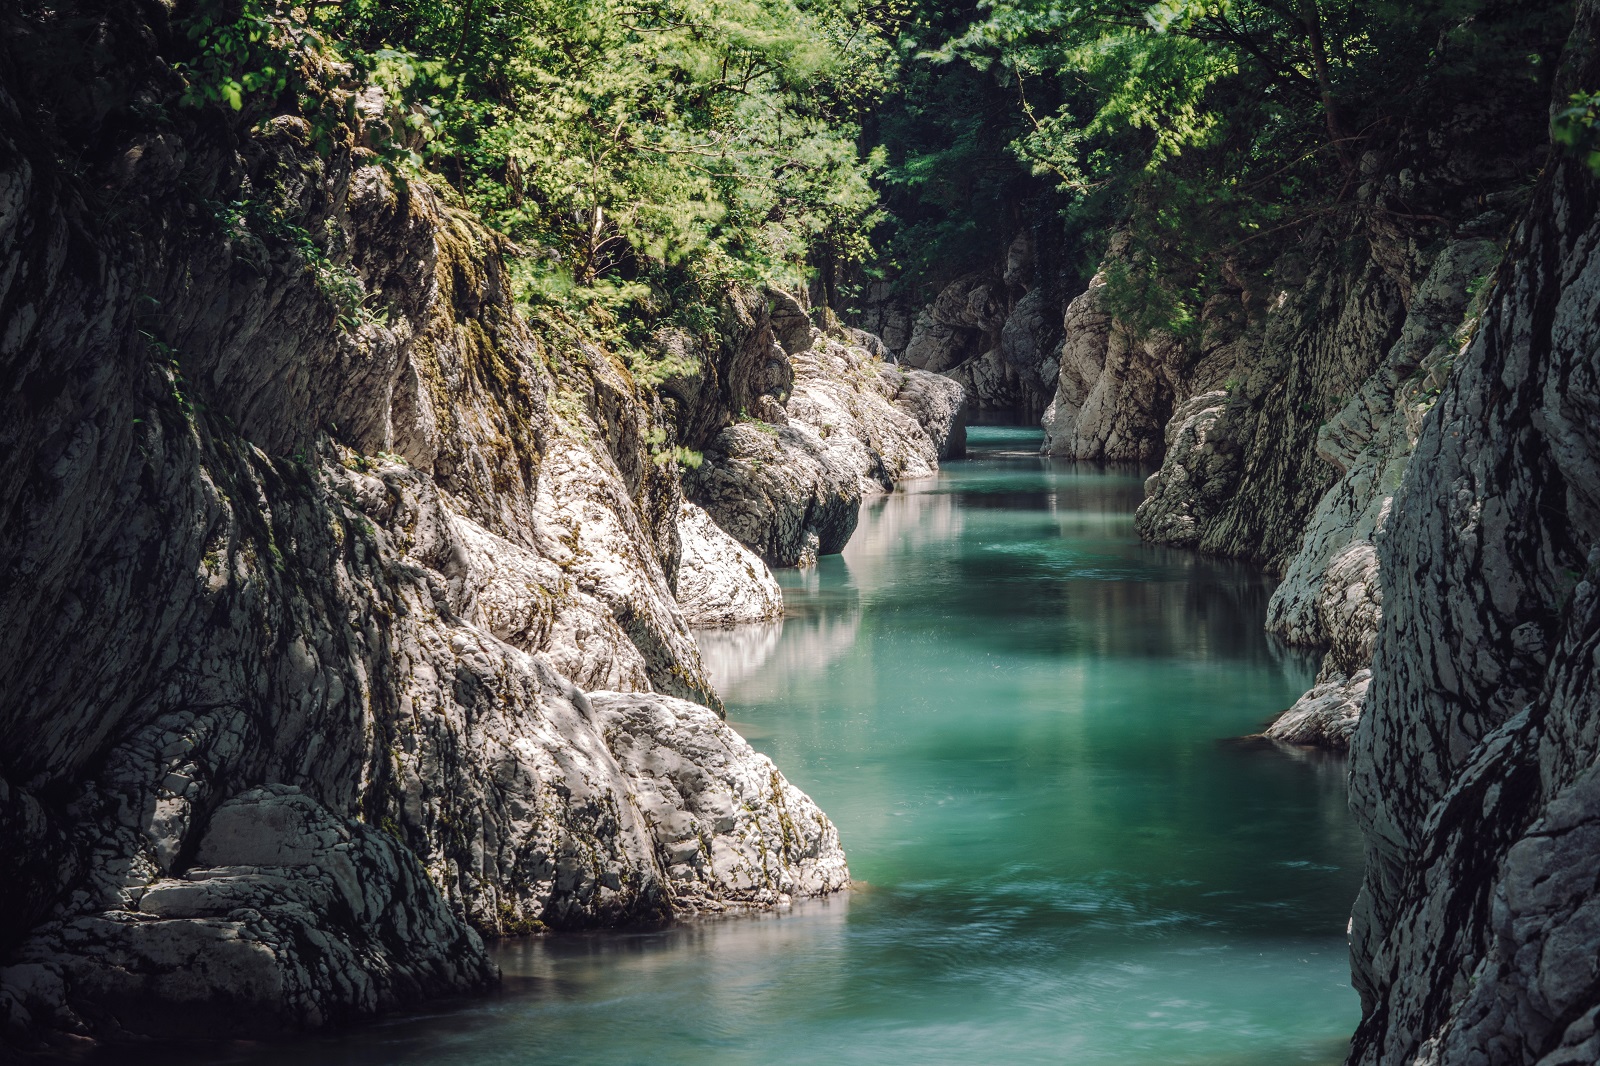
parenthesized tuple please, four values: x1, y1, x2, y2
(1347, 5, 1600, 1057)
(592, 692, 849, 912)
(0, 11, 854, 1045)
(3, 787, 496, 1040)
(687, 298, 964, 567)
(675, 501, 785, 627)
(1260, 240, 1500, 748)
(1043, 271, 1189, 462)
(847, 231, 1062, 418)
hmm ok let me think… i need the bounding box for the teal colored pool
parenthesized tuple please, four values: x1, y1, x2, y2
(205, 426, 1363, 1065)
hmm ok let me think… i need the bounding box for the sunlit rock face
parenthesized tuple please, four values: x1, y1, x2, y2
(1043, 269, 1188, 464)
(591, 692, 850, 912)
(1346, 3, 1600, 1057)
(676, 501, 785, 628)
(0, 11, 858, 1043)
(685, 291, 966, 568)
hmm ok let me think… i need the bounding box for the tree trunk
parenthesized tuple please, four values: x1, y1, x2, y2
(1298, 0, 1353, 169)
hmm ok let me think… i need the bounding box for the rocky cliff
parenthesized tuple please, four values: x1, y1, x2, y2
(678, 291, 966, 568)
(1344, 2, 1600, 1057)
(1032, 30, 1553, 749)
(0, 3, 953, 1045)
(850, 230, 1064, 420)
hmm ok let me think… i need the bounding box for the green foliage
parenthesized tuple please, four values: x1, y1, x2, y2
(216, 199, 368, 328)
(162, 0, 1574, 352)
(319, 0, 895, 334)
(165, 0, 899, 344)
(1100, 249, 1201, 342)
(175, 0, 288, 112)
(1553, 91, 1600, 176)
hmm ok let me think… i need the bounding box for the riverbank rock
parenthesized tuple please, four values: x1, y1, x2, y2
(1257, 239, 1500, 749)
(0, 13, 849, 1046)
(1, 787, 497, 1041)
(592, 692, 850, 911)
(685, 298, 964, 567)
(878, 363, 968, 460)
(1348, 4, 1600, 1056)
(675, 501, 785, 627)
(1132, 391, 1235, 548)
(1084, 64, 1547, 751)
(1042, 271, 1189, 462)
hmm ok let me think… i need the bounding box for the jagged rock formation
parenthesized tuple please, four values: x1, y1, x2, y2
(1124, 235, 1411, 576)
(3, 785, 499, 1040)
(1345, 2, 1600, 1054)
(850, 232, 1062, 417)
(1257, 240, 1499, 748)
(675, 500, 785, 627)
(684, 292, 966, 567)
(592, 692, 849, 912)
(0, 8, 877, 1045)
(1041, 269, 1187, 462)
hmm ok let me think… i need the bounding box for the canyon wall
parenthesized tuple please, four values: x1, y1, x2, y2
(851, 230, 1064, 420)
(1031, 44, 1548, 749)
(0, 4, 953, 1044)
(1346, 2, 1600, 1057)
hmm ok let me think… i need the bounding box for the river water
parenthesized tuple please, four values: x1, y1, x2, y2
(198, 426, 1364, 1065)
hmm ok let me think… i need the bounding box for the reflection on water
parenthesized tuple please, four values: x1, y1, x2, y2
(160, 425, 1361, 1066)
(695, 620, 784, 691)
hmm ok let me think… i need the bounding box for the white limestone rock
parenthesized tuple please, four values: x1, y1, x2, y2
(1133, 391, 1234, 547)
(900, 270, 1060, 417)
(591, 691, 850, 911)
(0, 80, 846, 1047)
(879, 362, 968, 460)
(1264, 670, 1368, 749)
(675, 501, 784, 627)
(1043, 271, 1187, 461)
(691, 328, 960, 567)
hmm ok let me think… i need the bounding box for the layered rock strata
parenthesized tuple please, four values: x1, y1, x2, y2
(1259, 240, 1499, 748)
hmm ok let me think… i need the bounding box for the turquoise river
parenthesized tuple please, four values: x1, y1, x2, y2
(179, 425, 1366, 1065)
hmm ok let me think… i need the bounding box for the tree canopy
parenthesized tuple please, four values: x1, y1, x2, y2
(168, 0, 1576, 343)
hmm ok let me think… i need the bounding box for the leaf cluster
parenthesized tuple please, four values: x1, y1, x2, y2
(865, 0, 1570, 334)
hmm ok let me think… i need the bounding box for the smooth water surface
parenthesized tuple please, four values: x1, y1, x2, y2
(203, 427, 1363, 1065)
